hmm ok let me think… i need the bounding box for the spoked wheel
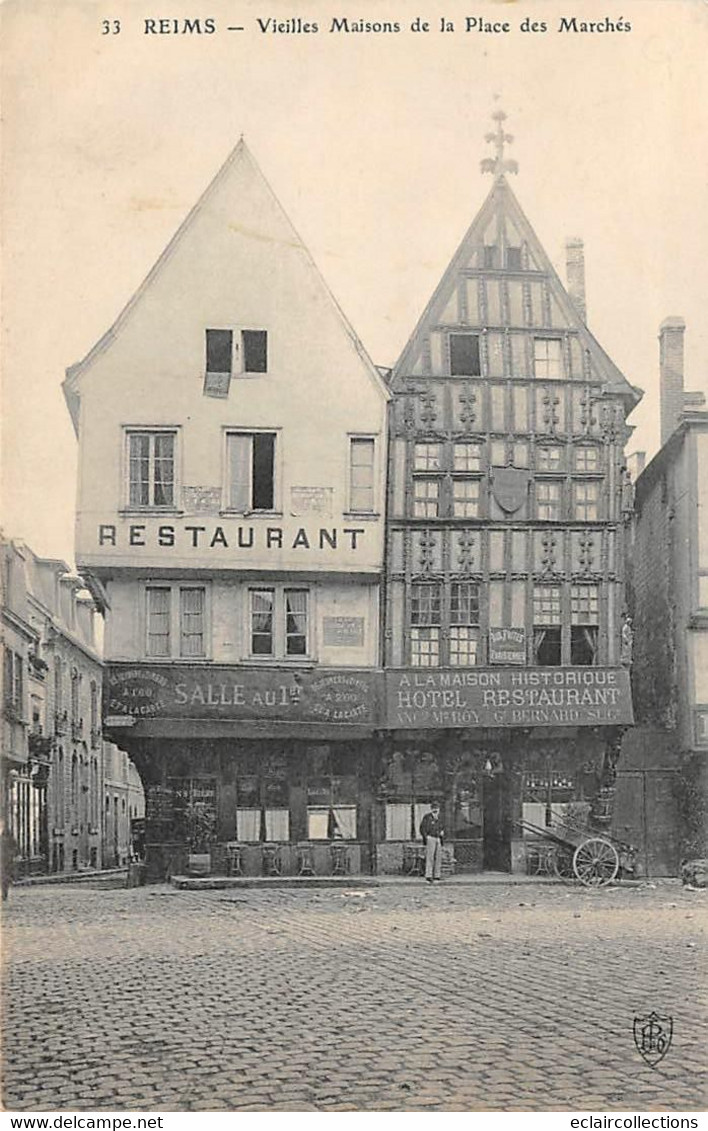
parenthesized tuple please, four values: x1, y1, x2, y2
(572, 838, 619, 886)
(552, 846, 574, 881)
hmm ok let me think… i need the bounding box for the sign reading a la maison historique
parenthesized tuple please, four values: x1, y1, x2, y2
(385, 667, 634, 730)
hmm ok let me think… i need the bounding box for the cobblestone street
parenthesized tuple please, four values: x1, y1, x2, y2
(2, 880, 706, 1112)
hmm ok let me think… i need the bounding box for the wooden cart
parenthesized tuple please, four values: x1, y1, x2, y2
(519, 814, 627, 886)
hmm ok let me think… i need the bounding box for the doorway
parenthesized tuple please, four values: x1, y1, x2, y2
(482, 769, 511, 871)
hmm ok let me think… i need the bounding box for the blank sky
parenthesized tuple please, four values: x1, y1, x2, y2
(2, 0, 707, 565)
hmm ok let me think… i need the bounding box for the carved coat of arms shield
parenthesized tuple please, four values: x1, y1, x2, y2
(633, 1012, 673, 1067)
(491, 467, 530, 514)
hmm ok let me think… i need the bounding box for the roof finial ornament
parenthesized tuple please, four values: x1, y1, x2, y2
(480, 109, 519, 178)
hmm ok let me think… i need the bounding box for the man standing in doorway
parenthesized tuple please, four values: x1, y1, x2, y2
(420, 802, 444, 882)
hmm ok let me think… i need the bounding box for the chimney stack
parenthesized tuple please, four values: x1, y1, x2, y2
(565, 237, 587, 323)
(659, 317, 686, 445)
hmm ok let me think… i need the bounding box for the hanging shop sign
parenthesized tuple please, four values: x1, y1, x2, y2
(104, 665, 378, 727)
(386, 667, 634, 730)
(489, 627, 526, 665)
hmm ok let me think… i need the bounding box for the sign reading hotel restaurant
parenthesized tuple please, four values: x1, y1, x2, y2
(386, 667, 634, 729)
(104, 665, 377, 726)
(489, 628, 526, 665)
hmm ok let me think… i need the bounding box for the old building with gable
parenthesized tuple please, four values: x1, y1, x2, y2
(64, 140, 390, 880)
(381, 113, 642, 875)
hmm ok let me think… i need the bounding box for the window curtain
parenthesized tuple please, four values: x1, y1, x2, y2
(236, 808, 261, 841)
(385, 804, 410, 841)
(330, 806, 357, 840)
(264, 808, 289, 841)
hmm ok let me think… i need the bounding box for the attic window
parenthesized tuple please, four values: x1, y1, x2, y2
(243, 330, 268, 374)
(483, 245, 498, 269)
(450, 334, 481, 377)
(206, 329, 233, 374)
(506, 247, 522, 270)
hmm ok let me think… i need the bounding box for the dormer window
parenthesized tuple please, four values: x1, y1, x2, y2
(449, 333, 481, 377)
(506, 246, 522, 270)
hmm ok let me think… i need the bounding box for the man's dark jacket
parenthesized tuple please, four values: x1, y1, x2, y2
(419, 812, 444, 844)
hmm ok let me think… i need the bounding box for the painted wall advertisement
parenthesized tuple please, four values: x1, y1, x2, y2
(385, 667, 634, 729)
(104, 665, 378, 727)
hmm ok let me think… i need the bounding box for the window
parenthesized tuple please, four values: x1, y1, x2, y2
(90, 681, 98, 741)
(413, 478, 439, 518)
(537, 446, 563, 472)
(573, 481, 599, 521)
(127, 431, 175, 509)
(450, 334, 481, 377)
(410, 583, 442, 667)
(414, 442, 442, 471)
(70, 669, 80, 724)
(506, 246, 522, 270)
(146, 585, 208, 658)
(452, 479, 480, 518)
(180, 588, 206, 657)
(226, 431, 276, 512)
(453, 442, 481, 472)
(249, 588, 309, 659)
(3, 649, 23, 715)
(537, 481, 561, 521)
(349, 437, 375, 513)
(533, 585, 562, 666)
(513, 442, 529, 468)
(575, 446, 599, 472)
(146, 587, 171, 657)
(205, 328, 267, 375)
(450, 583, 480, 666)
(534, 339, 563, 379)
(206, 328, 233, 373)
(242, 330, 268, 374)
(483, 245, 498, 269)
(571, 585, 599, 665)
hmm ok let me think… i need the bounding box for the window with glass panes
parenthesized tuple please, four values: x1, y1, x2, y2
(571, 585, 599, 665)
(146, 585, 207, 658)
(146, 587, 171, 657)
(180, 588, 206, 657)
(226, 431, 276, 512)
(572, 481, 599, 521)
(414, 442, 442, 471)
(575, 446, 599, 472)
(349, 437, 375, 512)
(452, 479, 480, 517)
(410, 582, 442, 667)
(413, 478, 440, 517)
(537, 446, 563, 472)
(249, 588, 308, 658)
(453, 442, 482, 472)
(533, 339, 563, 379)
(533, 585, 562, 665)
(127, 431, 175, 508)
(449, 582, 480, 666)
(537, 481, 561, 520)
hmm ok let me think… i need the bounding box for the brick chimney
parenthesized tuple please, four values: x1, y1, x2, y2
(565, 237, 587, 323)
(659, 317, 686, 445)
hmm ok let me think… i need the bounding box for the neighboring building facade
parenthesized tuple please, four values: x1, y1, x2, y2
(1, 538, 46, 874)
(382, 115, 641, 873)
(103, 742, 146, 866)
(1, 538, 107, 874)
(621, 319, 708, 875)
(64, 141, 390, 879)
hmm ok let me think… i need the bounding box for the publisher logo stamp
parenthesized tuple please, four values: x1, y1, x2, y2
(633, 1011, 673, 1067)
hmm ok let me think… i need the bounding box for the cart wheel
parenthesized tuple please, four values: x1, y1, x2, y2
(572, 838, 619, 886)
(552, 846, 574, 881)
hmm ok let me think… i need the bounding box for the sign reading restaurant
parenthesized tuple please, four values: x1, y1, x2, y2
(386, 667, 634, 729)
(104, 665, 378, 726)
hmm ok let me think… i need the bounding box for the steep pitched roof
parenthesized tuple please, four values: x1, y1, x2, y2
(392, 174, 642, 410)
(63, 139, 388, 430)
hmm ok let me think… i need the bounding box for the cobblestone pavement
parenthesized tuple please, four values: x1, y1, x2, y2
(2, 880, 706, 1112)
